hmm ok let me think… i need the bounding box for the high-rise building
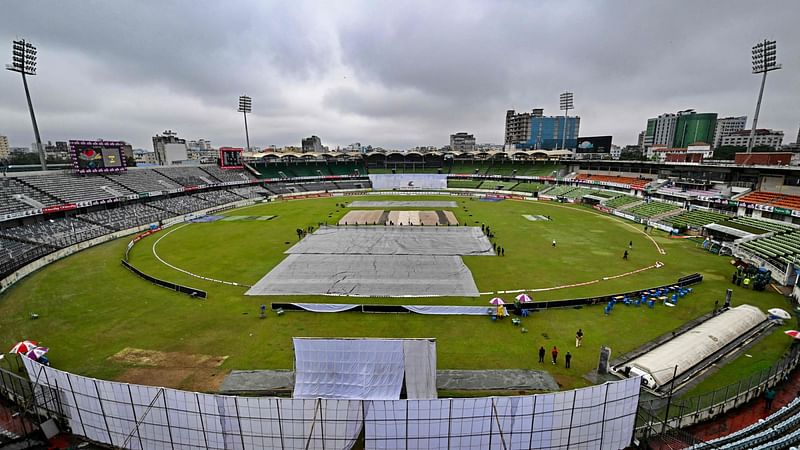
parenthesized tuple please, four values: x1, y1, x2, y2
(504, 109, 579, 150)
(713, 116, 747, 148)
(795, 123, 800, 145)
(450, 132, 476, 153)
(673, 110, 717, 148)
(0, 135, 9, 160)
(720, 129, 783, 149)
(152, 130, 187, 165)
(301, 136, 323, 153)
(643, 113, 678, 149)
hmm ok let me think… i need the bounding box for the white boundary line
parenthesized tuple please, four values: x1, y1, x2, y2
(151, 223, 252, 288)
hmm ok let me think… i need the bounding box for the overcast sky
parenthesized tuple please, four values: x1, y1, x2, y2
(1, 1, 798, 150)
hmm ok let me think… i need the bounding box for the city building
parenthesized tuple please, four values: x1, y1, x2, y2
(345, 143, 362, 153)
(0, 135, 9, 160)
(673, 110, 717, 148)
(301, 136, 323, 153)
(643, 113, 678, 148)
(152, 130, 188, 165)
(450, 132, 476, 153)
(610, 145, 621, 160)
(720, 129, 784, 149)
(133, 149, 157, 165)
(504, 109, 580, 150)
(713, 116, 747, 149)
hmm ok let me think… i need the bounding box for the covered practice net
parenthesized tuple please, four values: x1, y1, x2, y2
(293, 338, 437, 400)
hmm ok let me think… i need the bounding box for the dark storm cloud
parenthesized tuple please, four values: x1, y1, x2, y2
(0, 1, 797, 150)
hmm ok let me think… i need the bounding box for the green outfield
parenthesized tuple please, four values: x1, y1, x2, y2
(0, 195, 792, 396)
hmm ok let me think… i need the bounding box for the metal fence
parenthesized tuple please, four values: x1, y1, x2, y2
(0, 357, 641, 450)
(637, 344, 800, 437)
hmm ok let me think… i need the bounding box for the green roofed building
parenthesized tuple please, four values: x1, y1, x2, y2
(673, 110, 717, 148)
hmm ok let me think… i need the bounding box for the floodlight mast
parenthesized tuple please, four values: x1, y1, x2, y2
(747, 39, 781, 153)
(238, 95, 252, 151)
(559, 92, 574, 151)
(6, 39, 45, 170)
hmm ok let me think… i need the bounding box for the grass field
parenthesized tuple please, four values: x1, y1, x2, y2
(0, 195, 793, 397)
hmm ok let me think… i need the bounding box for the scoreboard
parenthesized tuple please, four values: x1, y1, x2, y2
(70, 140, 127, 174)
(219, 147, 244, 169)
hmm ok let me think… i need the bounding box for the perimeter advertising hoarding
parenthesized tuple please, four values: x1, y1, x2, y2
(575, 136, 613, 154)
(219, 147, 244, 169)
(69, 140, 127, 174)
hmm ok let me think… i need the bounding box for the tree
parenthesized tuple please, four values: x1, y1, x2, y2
(713, 145, 776, 160)
(619, 149, 645, 161)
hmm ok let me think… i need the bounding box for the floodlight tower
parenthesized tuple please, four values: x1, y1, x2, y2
(559, 92, 574, 150)
(747, 39, 781, 153)
(238, 95, 252, 151)
(6, 39, 45, 170)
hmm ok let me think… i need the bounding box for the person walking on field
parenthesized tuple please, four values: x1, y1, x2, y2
(565, 352, 572, 368)
(576, 329, 583, 348)
(623, 250, 628, 260)
(551, 346, 559, 365)
(629, 240, 633, 249)
(538, 346, 545, 363)
(552, 239, 557, 248)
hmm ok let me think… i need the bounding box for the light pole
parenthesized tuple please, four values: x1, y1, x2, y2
(747, 39, 781, 153)
(559, 92, 574, 151)
(6, 39, 46, 170)
(238, 95, 252, 151)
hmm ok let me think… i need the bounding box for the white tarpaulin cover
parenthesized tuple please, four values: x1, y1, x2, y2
(22, 358, 639, 450)
(293, 303, 360, 313)
(293, 338, 406, 400)
(369, 174, 448, 190)
(404, 305, 493, 315)
(348, 201, 458, 208)
(402, 340, 437, 400)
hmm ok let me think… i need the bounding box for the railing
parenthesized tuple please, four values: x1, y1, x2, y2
(637, 344, 800, 438)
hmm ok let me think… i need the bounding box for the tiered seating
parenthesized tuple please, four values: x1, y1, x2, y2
(450, 162, 564, 177)
(542, 185, 579, 196)
(626, 201, 681, 218)
(562, 187, 601, 199)
(510, 183, 545, 193)
(690, 397, 800, 450)
(77, 204, 167, 230)
(478, 180, 518, 191)
(201, 166, 254, 183)
(574, 174, 652, 189)
(447, 179, 483, 189)
(229, 186, 270, 199)
(328, 162, 365, 176)
(662, 210, 730, 228)
(195, 190, 242, 206)
(300, 181, 339, 192)
(657, 186, 724, 199)
(2, 218, 111, 247)
(102, 170, 181, 193)
(333, 180, 370, 190)
(0, 237, 46, 275)
(20, 174, 133, 204)
(155, 167, 220, 187)
(0, 178, 59, 213)
(737, 191, 782, 206)
(729, 217, 795, 234)
(604, 195, 640, 209)
(147, 196, 216, 215)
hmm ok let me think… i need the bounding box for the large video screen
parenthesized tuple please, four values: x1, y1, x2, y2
(219, 147, 244, 169)
(70, 140, 127, 174)
(575, 136, 613, 154)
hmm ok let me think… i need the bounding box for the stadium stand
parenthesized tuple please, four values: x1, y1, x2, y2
(1, 218, 111, 247)
(603, 195, 641, 209)
(447, 179, 483, 189)
(657, 186, 724, 199)
(574, 173, 652, 189)
(510, 182, 545, 193)
(689, 397, 800, 450)
(201, 165, 256, 183)
(155, 167, 220, 187)
(102, 170, 181, 193)
(196, 190, 243, 206)
(738, 191, 800, 212)
(728, 217, 795, 234)
(20, 173, 134, 204)
(542, 185, 580, 197)
(740, 229, 800, 267)
(333, 180, 370, 190)
(662, 210, 731, 229)
(477, 180, 518, 191)
(229, 186, 270, 199)
(626, 200, 681, 218)
(147, 195, 216, 215)
(77, 204, 167, 230)
(0, 178, 59, 213)
(0, 237, 47, 274)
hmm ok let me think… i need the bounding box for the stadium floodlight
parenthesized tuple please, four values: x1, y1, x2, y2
(747, 39, 781, 153)
(238, 95, 252, 151)
(6, 39, 45, 170)
(559, 92, 574, 150)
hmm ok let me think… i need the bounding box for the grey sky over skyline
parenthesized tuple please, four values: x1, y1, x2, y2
(1, 0, 798, 150)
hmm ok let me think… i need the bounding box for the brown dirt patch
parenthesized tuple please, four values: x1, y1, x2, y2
(116, 367, 227, 392)
(109, 347, 227, 368)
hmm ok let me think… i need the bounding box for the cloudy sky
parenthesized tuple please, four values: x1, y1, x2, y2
(1, 1, 798, 150)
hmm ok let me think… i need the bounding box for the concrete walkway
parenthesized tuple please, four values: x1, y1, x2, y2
(219, 369, 558, 395)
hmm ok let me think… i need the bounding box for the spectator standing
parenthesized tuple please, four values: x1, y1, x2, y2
(623, 250, 628, 260)
(538, 346, 545, 363)
(551, 346, 559, 365)
(576, 329, 584, 347)
(565, 352, 572, 368)
(765, 387, 776, 410)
